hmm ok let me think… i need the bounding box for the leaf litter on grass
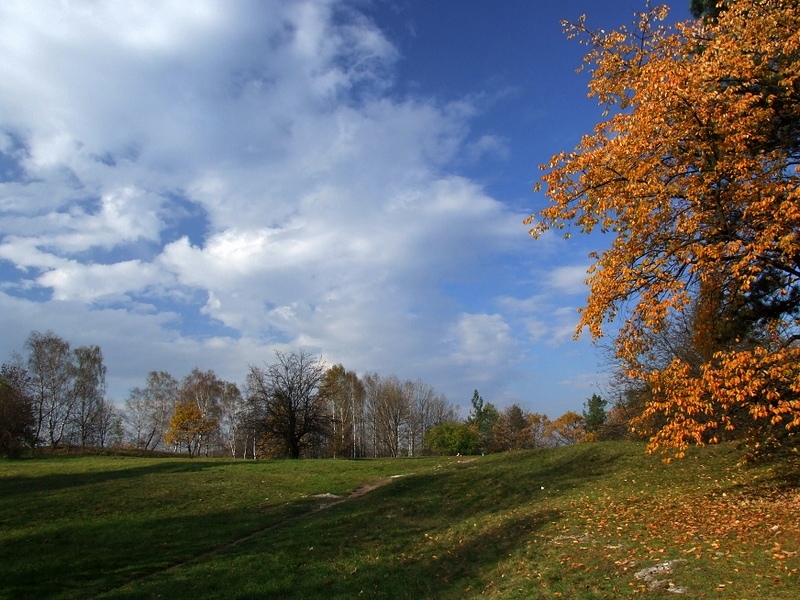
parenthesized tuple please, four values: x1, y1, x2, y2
(5, 443, 797, 600)
(537, 449, 799, 597)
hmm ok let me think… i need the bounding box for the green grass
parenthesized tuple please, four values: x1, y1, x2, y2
(1, 443, 797, 599)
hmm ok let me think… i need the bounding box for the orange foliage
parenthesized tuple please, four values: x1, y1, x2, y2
(528, 1, 800, 458)
(164, 400, 218, 458)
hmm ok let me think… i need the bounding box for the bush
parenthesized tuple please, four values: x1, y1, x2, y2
(426, 422, 481, 455)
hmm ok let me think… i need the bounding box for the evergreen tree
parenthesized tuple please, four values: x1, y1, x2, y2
(582, 394, 608, 434)
(466, 389, 499, 452)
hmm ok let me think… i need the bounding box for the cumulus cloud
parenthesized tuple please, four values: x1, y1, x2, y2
(450, 313, 516, 368)
(0, 0, 609, 417)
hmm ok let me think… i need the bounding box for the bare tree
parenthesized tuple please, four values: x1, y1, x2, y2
(368, 375, 408, 457)
(25, 331, 74, 448)
(362, 373, 455, 457)
(93, 398, 123, 448)
(405, 380, 454, 456)
(69, 345, 107, 448)
(123, 371, 177, 450)
(217, 380, 244, 458)
(246, 351, 331, 459)
(321, 364, 365, 458)
(123, 388, 149, 449)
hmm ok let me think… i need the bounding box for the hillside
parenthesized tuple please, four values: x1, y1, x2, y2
(1, 442, 797, 599)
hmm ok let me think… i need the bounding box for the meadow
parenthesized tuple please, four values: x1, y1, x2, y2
(1, 442, 797, 599)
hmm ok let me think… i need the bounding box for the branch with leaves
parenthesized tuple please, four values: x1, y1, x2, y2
(529, 0, 800, 459)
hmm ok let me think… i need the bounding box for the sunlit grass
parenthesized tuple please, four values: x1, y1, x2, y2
(1, 443, 797, 599)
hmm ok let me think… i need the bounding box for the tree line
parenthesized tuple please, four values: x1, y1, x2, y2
(424, 390, 617, 456)
(1, 331, 115, 454)
(1, 331, 603, 459)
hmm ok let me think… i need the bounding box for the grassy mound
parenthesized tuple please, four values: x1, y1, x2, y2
(1, 442, 797, 598)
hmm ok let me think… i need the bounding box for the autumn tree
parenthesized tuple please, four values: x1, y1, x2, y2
(597, 386, 651, 442)
(547, 411, 586, 446)
(172, 368, 235, 456)
(690, 0, 728, 20)
(164, 400, 217, 458)
(527, 411, 553, 448)
(528, 1, 800, 459)
(491, 404, 534, 451)
(246, 350, 331, 459)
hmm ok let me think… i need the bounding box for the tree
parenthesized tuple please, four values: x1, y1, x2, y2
(403, 379, 455, 457)
(0, 363, 35, 455)
(218, 380, 245, 458)
(69, 345, 107, 448)
(491, 404, 534, 452)
(123, 371, 178, 451)
(25, 331, 75, 448)
(164, 400, 217, 458)
(528, 1, 800, 459)
(426, 422, 480, 456)
(582, 394, 608, 434)
(527, 412, 552, 448)
(366, 374, 408, 458)
(547, 411, 586, 446)
(123, 387, 150, 449)
(466, 390, 499, 453)
(358, 373, 454, 457)
(176, 368, 227, 456)
(690, 0, 724, 19)
(93, 398, 123, 449)
(18, 331, 114, 450)
(246, 350, 331, 459)
(321, 364, 365, 458)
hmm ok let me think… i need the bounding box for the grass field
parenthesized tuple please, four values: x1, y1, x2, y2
(1, 442, 797, 599)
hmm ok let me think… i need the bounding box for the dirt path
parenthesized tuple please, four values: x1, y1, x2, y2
(95, 475, 401, 597)
(172, 476, 400, 568)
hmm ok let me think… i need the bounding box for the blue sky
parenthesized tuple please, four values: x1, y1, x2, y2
(0, 0, 688, 417)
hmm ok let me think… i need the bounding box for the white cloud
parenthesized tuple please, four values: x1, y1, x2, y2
(0, 0, 598, 415)
(37, 260, 169, 303)
(546, 264, 590, 295)
(449, 313, 516, 368)
(523, 307, 580, 346)
(465, 134, 510, 163)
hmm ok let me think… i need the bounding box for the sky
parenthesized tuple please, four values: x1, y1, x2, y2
(0, 0, 689, 418)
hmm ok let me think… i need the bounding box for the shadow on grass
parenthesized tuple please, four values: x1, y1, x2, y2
(94, 445, 627, 599)
(0, 459, 222, 500)
(1, 491, 321, 600)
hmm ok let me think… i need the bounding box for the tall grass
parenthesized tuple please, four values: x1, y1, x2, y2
(1, 443, 797, 599)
